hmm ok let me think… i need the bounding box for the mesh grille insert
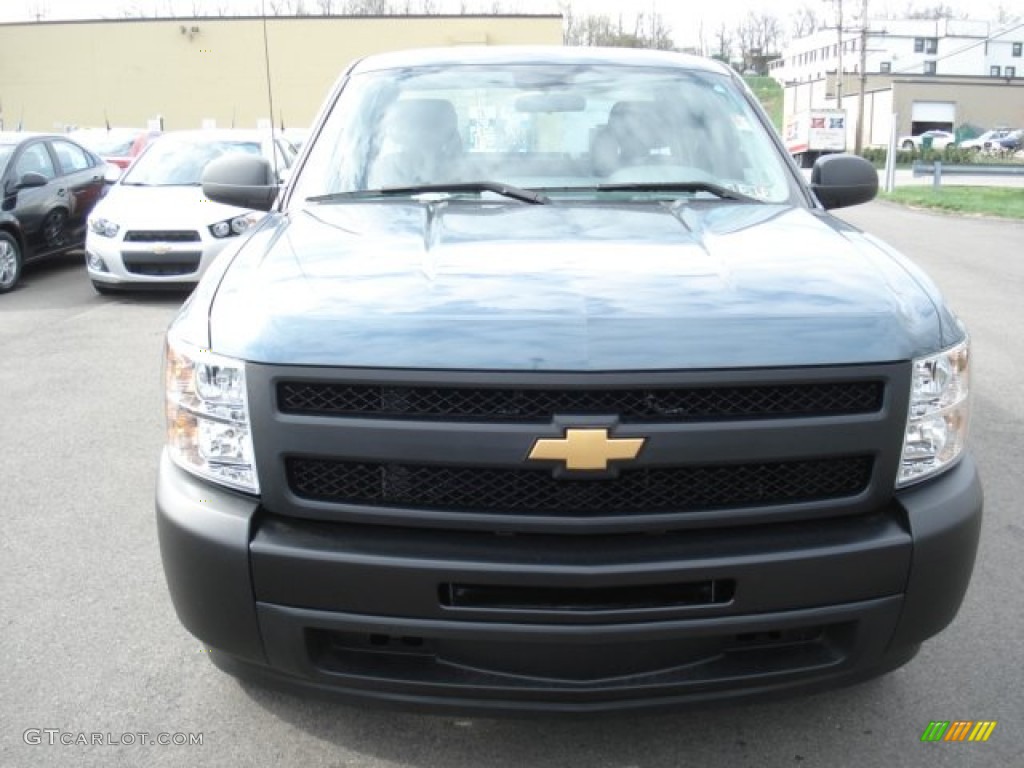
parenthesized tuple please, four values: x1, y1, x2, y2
(286, 456, 873, 516)
(278, 381, 884, 423)
(123, 230, 201, 242)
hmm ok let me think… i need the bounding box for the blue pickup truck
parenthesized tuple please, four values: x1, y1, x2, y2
(156, 46, 981, 714)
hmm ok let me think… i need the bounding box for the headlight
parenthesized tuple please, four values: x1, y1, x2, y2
(209, 213, 261, 239)
(164, 335, 259, 493)
(88, 217, 120, 238)
(898, 339, 970, 487)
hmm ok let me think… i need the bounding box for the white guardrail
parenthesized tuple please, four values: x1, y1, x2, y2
(912, 161, 1024, 188)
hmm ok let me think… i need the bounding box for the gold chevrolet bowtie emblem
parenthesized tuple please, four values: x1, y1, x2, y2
(528, 428, 645, 471)
(152, 243, 172, 255)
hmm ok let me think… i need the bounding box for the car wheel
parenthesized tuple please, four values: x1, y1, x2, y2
(42, 209, 69, 250)
(92, 280, 117, 295)
(0, 232, 23, 293)
(901, 141, 915, 151)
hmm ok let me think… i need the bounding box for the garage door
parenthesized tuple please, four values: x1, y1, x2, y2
(912, 101, 955, 123)
(910, 101, 955, 135)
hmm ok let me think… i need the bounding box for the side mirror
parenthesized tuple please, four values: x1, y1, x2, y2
(810, 154, 878, 210)
(103, 163, 123, 184)
(17, 172, 48, 190)
(202, 154, 279, 211)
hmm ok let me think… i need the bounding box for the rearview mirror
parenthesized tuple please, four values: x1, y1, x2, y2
(202, 154, 279, 211)
(810, 154, 878, 210)
(17, 172, 48, 190)
(515, 93, 586, 113)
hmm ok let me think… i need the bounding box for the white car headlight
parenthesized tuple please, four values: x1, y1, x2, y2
(898, 339, 970, 487)
(164, 335, 259, 493)
(88, 217, 120, 238)
(209, 213, 261, 239)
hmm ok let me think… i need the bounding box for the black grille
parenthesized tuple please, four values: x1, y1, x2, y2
(123, 230, 201, 242)
(277, 381, 884, 423)
(122, 252, 202, 276)
(286, 456, 873, 516)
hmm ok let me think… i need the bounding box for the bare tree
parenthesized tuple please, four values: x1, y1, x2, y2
(994, 3, 1022, 23)
(345, 0, 396, 14)
(735, 11, 782, 73)
(118, 2, 152, 17)
(636, 10, 673, 50)
(27, 0, 50, 21)
(713, 22, 732, 63)
(902, 2, 961, 20)
(792, 4, 818, 39)
(695, 17, 707, 57)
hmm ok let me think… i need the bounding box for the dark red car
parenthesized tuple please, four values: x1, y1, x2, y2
(69, 127, 160, 170)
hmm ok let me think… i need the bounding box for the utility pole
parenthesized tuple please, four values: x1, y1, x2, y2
(835, 0, 844, 109)
(855, 0, 869, 153)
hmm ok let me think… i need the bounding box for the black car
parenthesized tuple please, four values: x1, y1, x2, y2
(0, 132, 107, 292)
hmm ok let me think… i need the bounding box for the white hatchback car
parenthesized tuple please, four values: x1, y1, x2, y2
(86, 130, 294, 292)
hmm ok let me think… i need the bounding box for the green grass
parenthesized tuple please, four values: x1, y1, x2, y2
(744, 75, 783, 133)
(880, 186, 1024, 219)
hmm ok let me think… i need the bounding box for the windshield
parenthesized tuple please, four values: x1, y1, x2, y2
(290, 63, 794, 204)
(122, 137, 262, 186)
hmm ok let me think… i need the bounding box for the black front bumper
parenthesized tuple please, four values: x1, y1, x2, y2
(156, 451, 982, 714)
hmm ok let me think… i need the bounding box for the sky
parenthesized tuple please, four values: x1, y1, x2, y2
(0, 0, 1012, 51)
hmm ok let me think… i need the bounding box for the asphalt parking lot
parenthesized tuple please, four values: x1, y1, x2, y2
(1, 201, 1022, 767)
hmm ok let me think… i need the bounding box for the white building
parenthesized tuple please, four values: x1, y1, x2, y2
(771, 18, 1024, 149)
(771, 18, 1023, 84)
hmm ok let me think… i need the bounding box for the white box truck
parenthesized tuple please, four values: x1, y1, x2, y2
(784, 109, 847, 168)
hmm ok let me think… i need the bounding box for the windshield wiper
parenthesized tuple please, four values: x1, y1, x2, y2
(595, 181, 761, 203)
(308, 181, 550, 205)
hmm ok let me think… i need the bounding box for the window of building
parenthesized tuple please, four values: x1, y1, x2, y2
(1007, 66, 1016, 78)
(991, 65, 1001, 76)
(924, 61, 937, 75)
(914, 38, 924, 52)
(925, 38, 938, 54)
(1013, 42, 1022, 57)
(880, 61, 891, 73)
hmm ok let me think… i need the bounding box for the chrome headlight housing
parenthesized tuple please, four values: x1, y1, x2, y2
(209, 212, 261, 239)
(164, 335, 259, 493)
(898, 339, 970, 487)
(88, 216, 120, 238)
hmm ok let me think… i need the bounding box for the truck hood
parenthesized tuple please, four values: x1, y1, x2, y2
(193, 200, 953, 370)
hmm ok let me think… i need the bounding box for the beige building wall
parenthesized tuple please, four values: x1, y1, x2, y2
(0, 15, 563, 132)
(784, 74, 1024, 148)
(890, 79, 1024, 135)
